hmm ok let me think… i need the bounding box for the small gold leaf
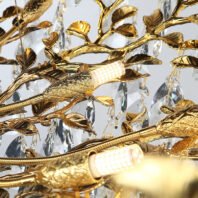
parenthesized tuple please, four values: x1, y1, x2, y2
(183, 0, 198, 5)
(0, 27, 5, 37)
(160, 105, 174, 114)
(0, 6, 22, 22)
(37, 21, 52, 29)
(162, 32, 184, 48)
(67, 21, 90, 39)
(0, 56, 18, 65)
(121, 121, 133, 134)
(10, 120, 38, 135)
(112, 6, 137, 25)
(126, 54, 162, 65)
(64, 113, 94, 134)
(176, 99, 195, 110)
(126, 108, 147, 124)
(118, 69, 149, 82)
(143, 9, 163, 33)
(32, 101, 56, 116)
(16, 48, 36, 69)
(188, 14, 198, 24)
(115, 23, 137, 37)
(171, 56, 198, 68)
(95, 96, 114, 106)
(0, 188, 9, 198)
(180, 40, 198, 49)
(42, 32, 59, 47)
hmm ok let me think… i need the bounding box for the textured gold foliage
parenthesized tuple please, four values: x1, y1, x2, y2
(0, 6, 22, 22)
(180, 40, 198, 49)
(16, 48, 36, 69)
(143, 9, 163, 33)
(42, 32, 59, 48)
(172, 56, 198, 68)
(162, 32, 184, 48)
(95, 96, 114, 106)
(67, 21, 90, 39)
(0, 57, 18, 65)
(115, 23, 137, 37)
(64, 113, 94, 133)
(112, 6, 137, 25)
(126, 54, 162, 65)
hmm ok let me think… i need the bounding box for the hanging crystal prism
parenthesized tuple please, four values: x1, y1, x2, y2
(6, 136, 26, 158)
(117, 82, 128, 113)
(153, 0, 172, 57)
(50, 0, 71, 53)
(43, 120, 56, 156)
(150, 77, 183, 125)
(86, 100, 95, 124)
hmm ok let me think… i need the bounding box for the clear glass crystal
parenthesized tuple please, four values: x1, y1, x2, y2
(150, 79, 183, 125)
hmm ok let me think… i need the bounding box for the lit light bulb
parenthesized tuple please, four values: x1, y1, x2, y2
(89, 144, 144, 178)
(90, 61, 125, 88)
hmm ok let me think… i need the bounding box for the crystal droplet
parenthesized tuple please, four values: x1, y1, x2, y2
(150, 79, 183, 125)
(43, 120, 56, 156)
(162, 0, 172, 20)
(140, 43, 149, 54)
(153, 40, 163, 57)
(43, 132, 54, 156)
(6, 136, 26, 157)
(117, 82, 128, 112)
(86, 100, 95, 124)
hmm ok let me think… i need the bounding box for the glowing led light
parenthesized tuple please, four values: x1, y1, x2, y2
(89, 144, 144, 178)
(90, 61, 125, 88)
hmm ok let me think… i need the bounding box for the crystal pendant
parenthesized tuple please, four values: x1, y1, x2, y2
(86, 100, 95, 124)
(50, 1, 71, 53)
(6, 136, 26, 158)
(161, 0, 172, 20)
(117, 82, 128, 113)
(43, 120, 73, 156)
(150, 79, 183, 125)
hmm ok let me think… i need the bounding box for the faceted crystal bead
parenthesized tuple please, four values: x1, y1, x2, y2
(150, 79, 183, 125)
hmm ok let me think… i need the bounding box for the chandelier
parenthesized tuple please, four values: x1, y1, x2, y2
(0, 0, 197, 197)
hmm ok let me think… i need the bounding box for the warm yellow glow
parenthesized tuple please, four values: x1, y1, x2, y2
(90, 61, 125, 88)
(114, 157, 198, 198)
(89, 144, 144, 178)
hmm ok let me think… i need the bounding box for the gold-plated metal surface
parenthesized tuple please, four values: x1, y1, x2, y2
(0, 0, 197, 196)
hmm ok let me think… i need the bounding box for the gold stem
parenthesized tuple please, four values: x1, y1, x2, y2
(0, 73, 39, 104)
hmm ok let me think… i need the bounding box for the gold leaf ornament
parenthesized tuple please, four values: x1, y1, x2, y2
(162, 32, 184, 48)
(126, 54, 162, 65)
(118, 69, 150, 82)
(37, 20, 52, 29)
(63, 113, 95, 134)
(112, 6, 137, 25)
(42, 32, 59, 48)
(0, 27, 5, 37)
(115, 23, 137, 37)
(8, 120, 38, 135)
(180, 40, 198, 49)
(143, 9, 163, 33)
(0, 56, 18, 65)
(0, 188, 9, 198)
(16, 48, 36, 69)
(0, 6, 22, 22)
(95, 96, 114, 106)
(171, 56, 198, 68)
(66, 21, 90, 39)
